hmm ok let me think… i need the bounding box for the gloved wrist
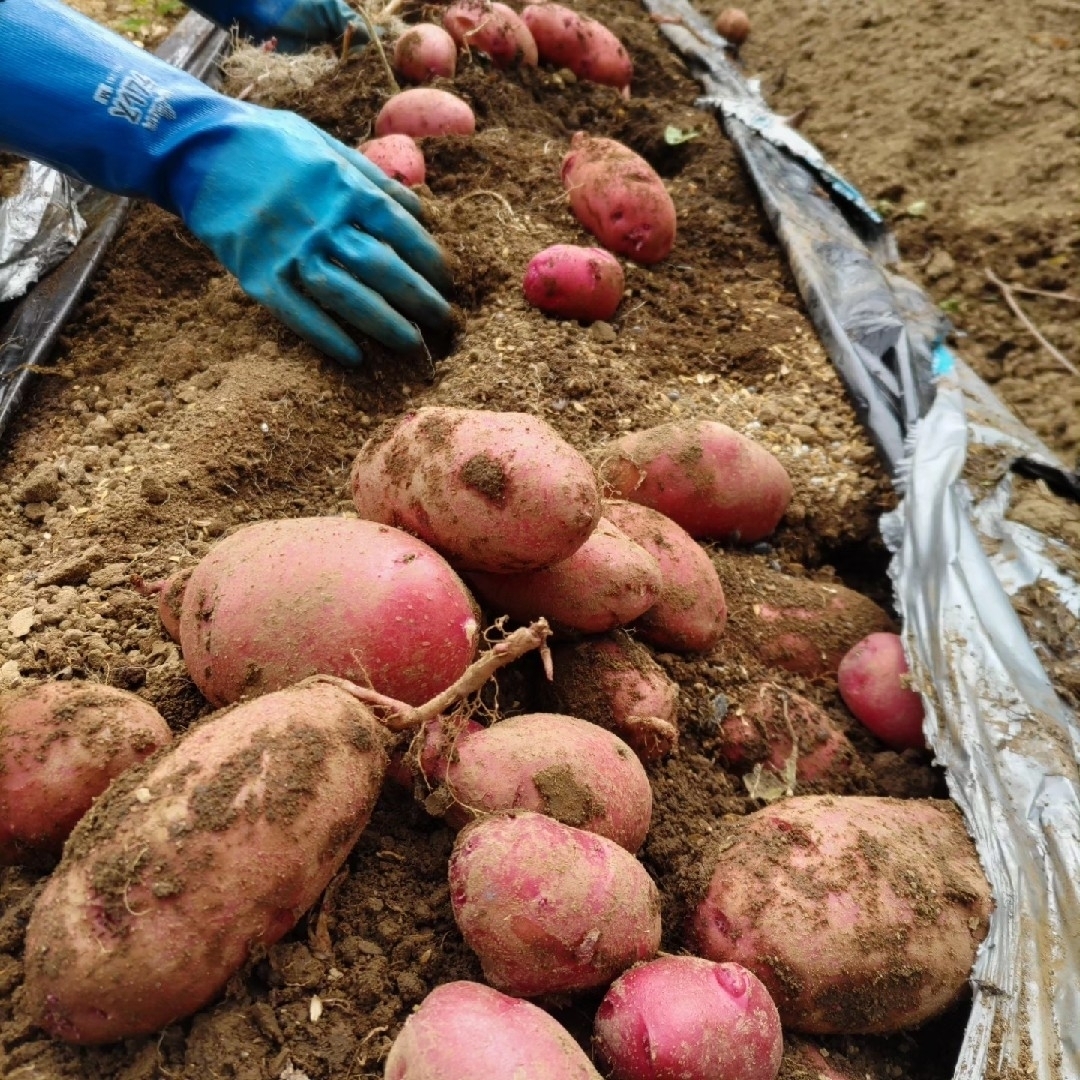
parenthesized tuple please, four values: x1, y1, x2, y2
(185, 0, 365, 52)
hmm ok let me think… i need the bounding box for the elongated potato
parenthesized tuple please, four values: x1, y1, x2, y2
(450, 811, 662, 996)
(688, 796, 992, 1034)
(597, 420, 793, 543)
(22, 682, 389, 1044)
(413, 712, 653, 851)
(604, 499, 726, 652)
(443, 0, 537, 67)
(465, 517, 662, 634)
(522, 3, 632, 92)
(177, 516, 480, 708)
(350, 407, 602, 573)
(1, 682, 172, 865)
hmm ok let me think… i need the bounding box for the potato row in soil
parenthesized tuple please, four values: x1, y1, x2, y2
(0, 2, 971, 1077)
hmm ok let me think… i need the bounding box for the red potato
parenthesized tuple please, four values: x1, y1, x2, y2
(688, 796, 993, 1034)
(359, 134, 426, 187)
(23, 681, 389, 1043)
(718, 683, 860, 788)
(714, 8, 751, 46)
(465, 517, 662, 634)
(392, 22, 458, 82)
(561, 133, 676, 265)
(523, 243, 625, 322)
(443, 0, 538, 67)
(409, 712, 653, 852)
(387, 714, 485, 790)
(596, 420, 793, 543)
(449, 810, 662, 996)
(374, 88, 476, 138)
(838, 633, 926, 751)
(350, 407, 602, 573)
(594, 956, 783, 1080)
(521, 3, 633, 94)
(548, 632, 679, 762)
(177, 516, 480, 708)
(604, 500, 727, 652)
(385, 981, 602, 1080)
(0, 682, 172, 866)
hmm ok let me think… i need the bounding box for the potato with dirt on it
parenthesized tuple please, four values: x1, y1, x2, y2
(450, 810, 662, 996)
(465, 516, 662, 635)
(360, 134, 426, 188)
(1, 681, 172, 866)
(547, 631, 679, 762)
(375, 88, 476, 138)
(350, 406, 602, 573)
(521, 2, 633, 94)
(392, 22, 458, 82)
(604, 499, 727, 653)
(688, 795, 993, 1034)
(597, 420, 793, 543)
(523, 243, 625, 323)
(443, 0, 538, 67)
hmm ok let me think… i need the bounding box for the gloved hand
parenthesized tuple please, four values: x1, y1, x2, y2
(0, 0, 452, 365)
(186, 0, 366, 53)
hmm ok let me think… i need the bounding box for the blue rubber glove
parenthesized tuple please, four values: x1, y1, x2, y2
(0, 0, 453, 365)
(186, 0, 366, 53)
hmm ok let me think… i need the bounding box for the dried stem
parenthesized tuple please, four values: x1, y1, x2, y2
(352, 3, 397, 92)
(316, 618, 552, 731)
(985, 267, 1080, 378)
(1004, 282, 1080, 305)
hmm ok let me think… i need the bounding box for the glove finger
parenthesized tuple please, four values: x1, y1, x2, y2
(298, 258, 425, 353)
(249, 278, 364, 366)
(330, 229, 454, 331)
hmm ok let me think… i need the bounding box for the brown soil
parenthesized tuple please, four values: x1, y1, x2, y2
(1, 0, 1075, 1076)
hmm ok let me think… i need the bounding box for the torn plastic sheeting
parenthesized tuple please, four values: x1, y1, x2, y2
(0, 161, 86, 303)
(642, 1, 1080, 1078)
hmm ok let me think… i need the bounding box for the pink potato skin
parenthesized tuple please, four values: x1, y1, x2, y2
(177, 517, 480, 708)
(392, 22, 458, 82)
(22, 682, 389, 1044)
(465, 517, 662, 634)
(449, 811, 662, 996)
(561, 133, 675, 264)
(594, 956, 783, 1080)
(387, 714, 485, 790)
(412, 712, 653, 851)
(350, 407, 602, 573)
(719, 683, 858, 787)
(548, 632, 679, 762)
(521, 3, 632, 92)
(688, 796, 993, 1034)
(374, 88, 476, 138)
(837, 633, 926, 751)
(359, 134, 426, 187)
(604, 500, 727, 652)
(384, 981, 602, 1080)
(523, 243, 624, 322)
(0, 682, 172, 865)
(443, 0, 538, 67)
(598, 420, 793, 542)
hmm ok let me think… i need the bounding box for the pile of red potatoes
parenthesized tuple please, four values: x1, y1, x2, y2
(2, 398, 992, 1078)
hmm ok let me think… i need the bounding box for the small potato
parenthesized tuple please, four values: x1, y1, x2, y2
(604, 500, 727, 652)
(594, 956, 783, 1080)
(375, 88, 476, 138)
(838, 633, 926, 751)
(715, 8, 751, 46)
(450, 811, 662, 996)
(523, 244, 624, 322)
(392, 22, 458, 82)
(443, 0, 537, 67)
(22, 681, 390, 1043)
(412, 712, 653, 851)
(465, 517, 661, 634)
(718, 683, 861, 789)
(1, 682, 172, 865)
(350, 407, 602, 573)
(547, 632, 679, 762)
(521, 3, 632, 93)
(359, 134, 426, 187)
(561, 132, 675, 264)
(597, 420, 792, 542)
(177, 516, 480, 708)
(385, 981, 602, 1079)
(688, 796, 992, 1034)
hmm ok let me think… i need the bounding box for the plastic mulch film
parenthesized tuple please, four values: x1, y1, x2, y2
(641, 2, 1080, 1078)
(0, 12, 227, 444)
